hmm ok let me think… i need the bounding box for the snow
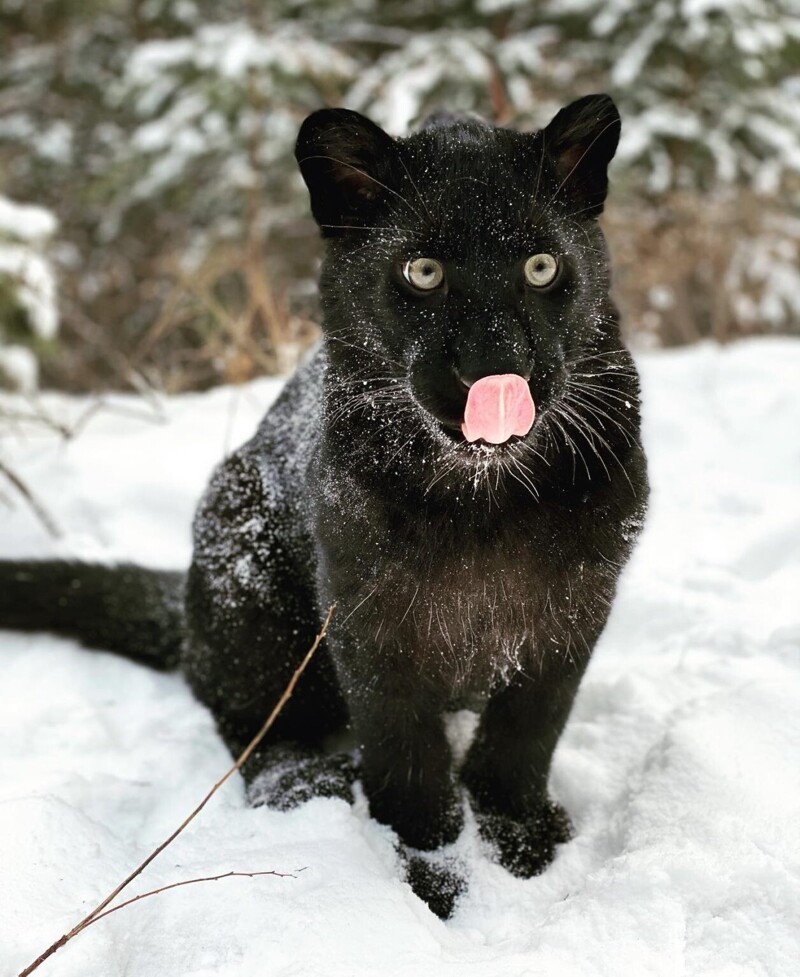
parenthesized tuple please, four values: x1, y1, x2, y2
(0, 247, 58, 342)
(0, 198, 57, 245)
(1, 338, 799, 976)
(349, 32, 495, 134)
(0, 197, 59, 345)
(0, 347, 38, 395)
(0, 195, 59, 391)
(127, 23, 356, 88)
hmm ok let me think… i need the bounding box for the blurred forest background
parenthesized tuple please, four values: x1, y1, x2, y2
(1, 0, 798, 394)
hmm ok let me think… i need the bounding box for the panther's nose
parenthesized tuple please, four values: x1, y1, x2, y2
(457, 369, 531, 390)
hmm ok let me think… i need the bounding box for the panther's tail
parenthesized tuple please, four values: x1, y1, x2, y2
(0, 560, 185, 669)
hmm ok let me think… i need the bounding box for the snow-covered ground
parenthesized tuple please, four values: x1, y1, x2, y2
(1, 338, 798, 977)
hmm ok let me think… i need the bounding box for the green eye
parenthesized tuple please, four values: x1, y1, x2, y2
(524, 253, 558, 287)
(403, 257, 444, 291)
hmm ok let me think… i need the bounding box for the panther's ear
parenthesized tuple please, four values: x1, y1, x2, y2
(542, 94, 621, 216)
(295, 109, 402, 235)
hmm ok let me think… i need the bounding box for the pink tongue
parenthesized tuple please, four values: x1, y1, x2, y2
(461, 374, 536, 444)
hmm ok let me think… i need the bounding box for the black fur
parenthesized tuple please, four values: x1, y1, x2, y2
(0, 95, 648, 917)
(0, 561, 183, 668)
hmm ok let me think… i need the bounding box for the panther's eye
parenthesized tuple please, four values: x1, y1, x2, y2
(524, 253, 558, 288)
(402, 257, 444, 291)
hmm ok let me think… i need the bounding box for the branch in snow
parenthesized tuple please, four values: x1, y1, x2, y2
(17, 603, 335, 977)
(0, 458, 61, 539)
(83, 869, 300, 926)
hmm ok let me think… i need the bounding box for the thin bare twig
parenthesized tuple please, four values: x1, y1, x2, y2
(0, 406, 71, 438)
(87, 869, 298, 926)
(18, 603, 335, 977)
(2, 393, 165, 442)
(0, 458, 62, 539)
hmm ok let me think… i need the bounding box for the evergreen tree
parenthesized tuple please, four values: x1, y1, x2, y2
(0, 0, 797, 387)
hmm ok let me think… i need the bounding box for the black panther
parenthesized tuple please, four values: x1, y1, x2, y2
(0, 94, 648, 918)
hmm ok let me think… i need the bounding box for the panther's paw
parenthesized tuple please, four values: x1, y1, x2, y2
(401, 848, 467, 920)
(247, 744, 358, 811)
(476, 800, 572, 878)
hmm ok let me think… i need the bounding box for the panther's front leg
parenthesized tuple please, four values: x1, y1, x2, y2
(339, 653, 467, 919)
(337, 651, 464, 851)
(461, 633, 596, 877)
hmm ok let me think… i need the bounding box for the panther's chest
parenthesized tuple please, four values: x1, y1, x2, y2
(342, 540, 575, 699)
(312, 469, 619, 698)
